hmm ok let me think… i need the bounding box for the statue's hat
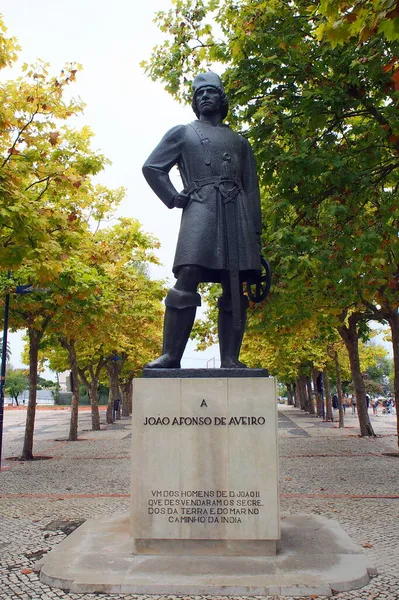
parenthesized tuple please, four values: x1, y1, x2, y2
(192, 72, 224, 94)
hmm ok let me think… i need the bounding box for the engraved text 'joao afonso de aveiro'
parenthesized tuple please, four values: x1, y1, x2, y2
(143, 415, 266, 426)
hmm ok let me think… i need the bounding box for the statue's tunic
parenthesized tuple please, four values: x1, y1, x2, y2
(143, 120, 262, 282)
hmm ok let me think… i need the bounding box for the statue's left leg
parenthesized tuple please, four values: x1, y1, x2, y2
(218, 279, 249, 368)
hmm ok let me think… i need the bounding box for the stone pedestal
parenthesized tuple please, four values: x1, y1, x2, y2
(38, 376, 376, 595)
(131, 376, 279, 555)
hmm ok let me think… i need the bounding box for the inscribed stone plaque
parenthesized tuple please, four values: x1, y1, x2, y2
(131, 377, 279, 541)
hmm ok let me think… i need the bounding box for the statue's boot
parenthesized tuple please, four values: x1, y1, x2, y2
(144, 288, 201, 369)
(218, 294, 249, 368)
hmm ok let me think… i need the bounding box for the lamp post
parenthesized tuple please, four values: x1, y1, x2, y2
(0, 272, 12, 470)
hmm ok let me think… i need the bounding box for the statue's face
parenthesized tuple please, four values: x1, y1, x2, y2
(195, 86, 221, 116)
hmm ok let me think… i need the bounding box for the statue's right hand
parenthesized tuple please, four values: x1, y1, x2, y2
(173, 193, 190, 209)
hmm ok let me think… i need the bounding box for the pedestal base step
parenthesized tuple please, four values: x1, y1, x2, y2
(38, 512, 376, 596)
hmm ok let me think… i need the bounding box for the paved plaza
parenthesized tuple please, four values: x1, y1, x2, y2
(0, 403, 398, 600)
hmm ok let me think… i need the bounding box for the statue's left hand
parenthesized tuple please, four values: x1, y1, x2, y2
(173, 193, 190, 209)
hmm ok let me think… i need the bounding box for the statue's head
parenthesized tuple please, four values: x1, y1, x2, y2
(191, 72, 229, 120)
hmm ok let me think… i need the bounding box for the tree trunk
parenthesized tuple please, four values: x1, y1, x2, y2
(386, 309, 399, 448)
(338, 315, 375, 437)
(20, 328, 40, 460)
(129, 379, 133, 414)
(296, 376, 307, 409)
(286, 383, 294, 406)
(323, 370, 333, 422)
(106, 387, 113, 424)
(333, 350, 345, 428)
(107, 361, 123, 423)
(305, 376, 315, 414)
(294, 378, 302, 408)
(312, 368, 323, 417)
(106, 375, 113, 425)
(121, 379, 132, 416)
(302, 376, 310, 411)
(85, 380, 100, 431)
(66, 340, 80, 442)
(78, 361, 105, 431)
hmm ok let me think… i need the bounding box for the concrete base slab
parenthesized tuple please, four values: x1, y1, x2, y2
(39, 513, 376, 596)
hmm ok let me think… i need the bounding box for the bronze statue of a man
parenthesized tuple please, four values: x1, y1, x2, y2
(142, 72, 262, 369)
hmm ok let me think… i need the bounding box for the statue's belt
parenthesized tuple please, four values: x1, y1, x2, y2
(184, 176, 243, 202)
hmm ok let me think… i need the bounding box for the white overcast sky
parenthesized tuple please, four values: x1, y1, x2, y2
(2, 0, 219, 371)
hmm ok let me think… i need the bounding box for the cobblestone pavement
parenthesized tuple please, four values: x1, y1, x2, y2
(1, 404, 398, 600)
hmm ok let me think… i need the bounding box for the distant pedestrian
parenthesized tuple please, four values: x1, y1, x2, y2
(366, 394, 370, 409)
(351, 395, 357, 415)
(388, 400, 396, 416)
(332, 394, 338, 410)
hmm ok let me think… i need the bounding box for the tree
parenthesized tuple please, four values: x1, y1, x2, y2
(3, 212, 116, 458)
(0, 17, 19, 70)
(143, 0, 398, 440)
(0, 47, 107, 271)
(0, 16, 128, 458)
(348, 379, 384, 396)
(338, 312, 375, 435)
(37, 376, 56, 389)
(314, 1, 399, 45)
(40, 218, 164, 438)
(1, 188, 123, 458)
(366, 354, 393, 387)
(5, 368, 28, 405)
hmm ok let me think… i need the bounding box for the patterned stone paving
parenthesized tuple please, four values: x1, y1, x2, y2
(0, 404, 398, 599)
